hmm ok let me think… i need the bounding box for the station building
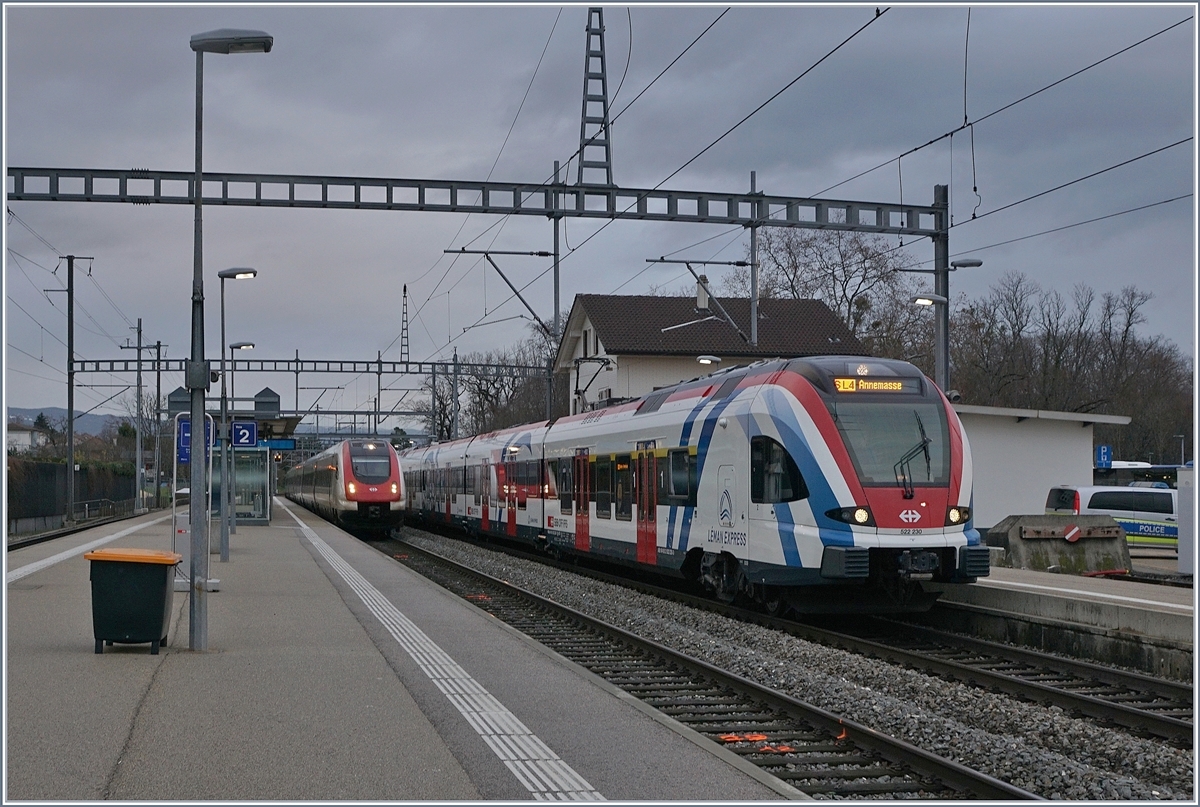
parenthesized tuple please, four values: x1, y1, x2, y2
(553, 282, 863, 413)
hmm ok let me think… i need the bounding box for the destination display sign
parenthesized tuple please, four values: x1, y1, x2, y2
(834, 377, 922, 394)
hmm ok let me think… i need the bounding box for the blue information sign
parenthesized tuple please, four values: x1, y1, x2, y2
(177, 418, 212, 464)
(264, 438, 296, 450)
(1095, 444, 1113, 469)
(231, 420, 258, 447)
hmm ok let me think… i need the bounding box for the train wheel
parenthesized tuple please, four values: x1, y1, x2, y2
(760, 585, 788, 617)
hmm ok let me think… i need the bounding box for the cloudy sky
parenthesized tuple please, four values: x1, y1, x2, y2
(4, 3, 1195, 429)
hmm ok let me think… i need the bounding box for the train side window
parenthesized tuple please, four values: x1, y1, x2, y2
(556, 460, 573, 514)
(666, 449, 699, 507)
(515, 461, 528, 509)
(751, 436, 808, 503)
(595, 456, 612, 518)
(615, 454, 632, 521)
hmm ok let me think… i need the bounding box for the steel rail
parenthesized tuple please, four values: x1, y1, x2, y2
(388, 536, 1039, 800)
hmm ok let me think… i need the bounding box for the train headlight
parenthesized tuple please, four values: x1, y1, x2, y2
(825, 506, 875, 527)
(347, 482, 357, 496)
(946, 506, 970, 526)
(391, 482, 399, 495)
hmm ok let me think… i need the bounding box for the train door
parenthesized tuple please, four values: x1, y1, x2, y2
(574, 449, 590, 551)
(718, 464, 747, 558)
(505, 461, 518, 537)
(636, 441, 657, 564)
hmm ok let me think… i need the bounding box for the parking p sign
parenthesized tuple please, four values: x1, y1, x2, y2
(1095, 444, 1113, 469)
(231, 421, 258, 447)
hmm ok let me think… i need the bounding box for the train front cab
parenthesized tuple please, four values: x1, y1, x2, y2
(337, 440, 405, 531)
(754, 357, 990, 611)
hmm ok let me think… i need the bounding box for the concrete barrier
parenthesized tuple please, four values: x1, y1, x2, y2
(985, 514, 1131, 573)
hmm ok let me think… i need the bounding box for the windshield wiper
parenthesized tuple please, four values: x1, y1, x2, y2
(893, 411, 932, 500)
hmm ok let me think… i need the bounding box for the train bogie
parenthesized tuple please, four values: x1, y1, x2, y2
(402, 356, 990, 614)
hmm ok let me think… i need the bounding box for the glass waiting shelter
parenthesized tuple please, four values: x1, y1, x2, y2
(212, 447, 271, 524)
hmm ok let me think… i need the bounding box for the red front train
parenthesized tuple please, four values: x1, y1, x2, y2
(284, 439, 404, 532)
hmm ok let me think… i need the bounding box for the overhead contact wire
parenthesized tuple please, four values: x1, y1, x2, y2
(811, 15, 1192, 199)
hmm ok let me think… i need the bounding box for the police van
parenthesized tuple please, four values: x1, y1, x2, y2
(1045, 485, 1178, 549)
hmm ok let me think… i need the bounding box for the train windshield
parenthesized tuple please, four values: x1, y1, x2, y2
(348, 444, 392, 483)
(832, 401, 950, 487)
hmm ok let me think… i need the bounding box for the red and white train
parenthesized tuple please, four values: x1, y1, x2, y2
(402, 356, 990, 614)
(284, 439, 405, 532)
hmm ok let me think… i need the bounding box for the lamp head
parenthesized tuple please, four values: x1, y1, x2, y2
(191, 29, 273, 54)
(912, 293, 948, 307)
(950, 258, 983, 270)
(697, 355, 721, 366)
(230, 341, 255, 351)
(219, 267, 257, 280)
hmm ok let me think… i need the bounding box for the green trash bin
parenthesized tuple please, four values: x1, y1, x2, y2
(84, 548, 182, 655)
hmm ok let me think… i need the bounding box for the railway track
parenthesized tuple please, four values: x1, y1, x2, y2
(396, 526, 1193, 748)
(387, 537, 1038, 800)
(813, 617, 1194, 746)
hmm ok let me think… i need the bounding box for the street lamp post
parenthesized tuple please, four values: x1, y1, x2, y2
(188, 28, 272, 651)
(914, 258, 982, 392)
(218, 268, 256, 563)
(913, 291, 951, 392)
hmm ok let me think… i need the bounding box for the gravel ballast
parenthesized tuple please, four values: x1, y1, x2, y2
(398, 528, 1194, 800)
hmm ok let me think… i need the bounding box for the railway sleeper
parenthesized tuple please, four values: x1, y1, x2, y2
(794, 779, 948, 795)
(781, 764, 914, 780)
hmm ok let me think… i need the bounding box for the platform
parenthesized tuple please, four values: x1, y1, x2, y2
(928, 563, 1193, 680)
(5, 501, 791, 801)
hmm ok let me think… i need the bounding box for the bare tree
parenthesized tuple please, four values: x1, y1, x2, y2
(723, 229, 923, 343)
(423, 371, 457, 442)
(948, 272, 1190, 462)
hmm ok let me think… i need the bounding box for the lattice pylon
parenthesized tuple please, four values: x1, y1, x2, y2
(400, 284, 410, 363)
(577, 7, 614, 186)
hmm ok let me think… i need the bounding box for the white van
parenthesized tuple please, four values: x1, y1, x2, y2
(1045, 485, 1177, 548)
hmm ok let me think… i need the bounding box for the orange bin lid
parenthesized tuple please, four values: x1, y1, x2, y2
(84, 547, 182, 565)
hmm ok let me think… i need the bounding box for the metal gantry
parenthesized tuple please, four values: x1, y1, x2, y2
(6, 167, 943, 237)
(74, 355, 549, 436)
(71, 356, 547, 378)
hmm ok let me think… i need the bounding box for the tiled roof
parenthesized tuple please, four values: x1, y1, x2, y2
(569, 294, 866, 358)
